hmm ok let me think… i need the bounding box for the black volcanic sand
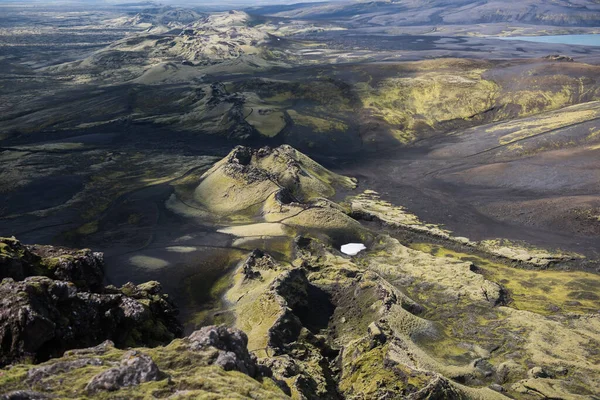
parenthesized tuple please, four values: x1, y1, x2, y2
(326, 128, 600, 264)
(96, 183, 247, 332)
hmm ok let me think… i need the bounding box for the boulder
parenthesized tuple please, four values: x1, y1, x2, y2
(0, 237, 41, 281)
(528, 366, 550, 379)
(27, 357, 104, 385)
(187, 325, 260, 377)
(86, 351, 162, 393)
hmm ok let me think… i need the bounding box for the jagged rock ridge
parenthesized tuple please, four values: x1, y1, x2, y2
(0, 237, 182, 366)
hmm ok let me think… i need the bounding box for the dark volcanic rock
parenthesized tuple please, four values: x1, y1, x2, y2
(0, 237, 104, 292)
(0, 391, 52, 400)
(86, 350, 163, 393)
(0, 277, 181, 367)
(543, 54, 574, 62)
(27, 244, 104, 292)
(0, 238, 41, 281)
(267, 269, 308, 351)
(0, 237, 182, 366)
(242, 249, 277, 280)
(26, 356, 105, 385)
(187, 325, 260, 378)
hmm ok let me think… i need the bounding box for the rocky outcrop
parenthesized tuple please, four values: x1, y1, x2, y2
(86, 351, 163, 393)
(186, 325, 262, 378)
(0, 237, 104, 291)
(266, 269, 309, 352)
(339, 331, 463, 400)
(242, 249, 277, 280)
(0, 237, 182, 367)
(0, 325, 289, 399)
(0, 277, 181, 366)
(543, 54, 574, 62)
(0, 237, 44, 282)
(0, 391, 50, 400)
(25, 243, 104, 292)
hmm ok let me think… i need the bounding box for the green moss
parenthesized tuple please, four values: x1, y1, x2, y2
(210, 273, 233, 299)
(339, 341, 431, 398)
(236, 291, 282, 357)
(39, 255, 78, 275)
(193, 166, 279, 216)
(0, 337, 288, 399)
(0, 365, 28, 389)
(233, 236, 293, 261)
(182, 250, 246, 330)
(75, 221, 99, 236)
(287, 110, 348, 133)
(488, 104, 599, 145)
(411, 243, 600, 315)
(0, 344, 286, 399)
(332, 281, 383, 343)
(264, 91, 293, 103)
(123, 318, 173, 349)
(357, 65, 499, 144)
(135, 281, 161, 294)
(0, 238, 26, 259)
(0, 242, 11, 255)
(494, 72, 590, 119)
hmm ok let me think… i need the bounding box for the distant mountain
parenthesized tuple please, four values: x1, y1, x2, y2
(120, 6, 204, 27)
(249, 0, 600, 27)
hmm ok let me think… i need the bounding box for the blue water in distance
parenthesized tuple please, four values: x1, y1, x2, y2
(499, 34, 600, 47)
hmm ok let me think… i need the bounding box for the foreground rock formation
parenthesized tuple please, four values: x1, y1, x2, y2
(0, 238, 182, 366)
(0, 325, 287, 399)
(1, 146, 599, 399)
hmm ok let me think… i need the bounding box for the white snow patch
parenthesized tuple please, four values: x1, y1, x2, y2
(341, 243, 366, 256)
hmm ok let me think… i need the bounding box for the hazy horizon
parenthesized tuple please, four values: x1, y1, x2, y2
(0, 0, 336, 5)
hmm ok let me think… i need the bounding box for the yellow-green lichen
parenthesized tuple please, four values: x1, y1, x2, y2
(411, 243, 600, 315)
